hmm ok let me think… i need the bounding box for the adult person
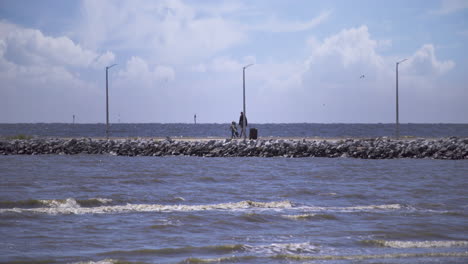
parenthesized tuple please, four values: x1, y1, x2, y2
(230, 121, 239, 138)
(239, 111, 248, 137)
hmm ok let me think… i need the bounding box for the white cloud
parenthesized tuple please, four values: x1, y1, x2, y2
(0, 21, 114, 69)
(307, 25, 384, 68)
(117, 56, 175, 85)
(0, 21, 116, 122)
(403, 44, 455, 75)
(79, 0, 247, 64)
(306, 26, 454, 78)
(78, 0, 332, 65)
(249, 10, 331, 33)
(290, 25, 458, 123)
(1, 1, 464, 123)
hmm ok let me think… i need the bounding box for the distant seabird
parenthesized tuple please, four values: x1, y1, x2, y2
(360, 75, 365, 79)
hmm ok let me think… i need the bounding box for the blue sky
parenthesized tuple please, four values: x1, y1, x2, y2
(0, 0, 467, 123)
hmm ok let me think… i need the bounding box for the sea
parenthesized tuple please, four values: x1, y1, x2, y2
(1, 123, 468, 138)
(1, 123, 467, 264)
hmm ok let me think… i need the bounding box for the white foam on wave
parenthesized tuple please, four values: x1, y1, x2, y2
(243, 242, 319, 255)
(40, 198, 81, 208)
(369, 240, 468, 248)
(72, 259, 116, 264)
(282, 213, 317, 220)
(0, 200, 293, 215)
(39, 198, 113, 207)
(0, 199, 406, 215)
(296, 203, 403, 212)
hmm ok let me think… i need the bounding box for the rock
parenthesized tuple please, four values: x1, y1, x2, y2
(0, 137, 466, 159)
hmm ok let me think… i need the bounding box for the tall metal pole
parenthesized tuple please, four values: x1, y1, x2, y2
(243, 67, 246, 140)
(242, 64, 253, 141)
(105, 64, 117, 138)
(106, 67, 109, 138)
(395, 59, 407, 139)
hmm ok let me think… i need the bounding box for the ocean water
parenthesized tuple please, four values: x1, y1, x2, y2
(1, 123, 468, 138)
(1, 155, 467, 263)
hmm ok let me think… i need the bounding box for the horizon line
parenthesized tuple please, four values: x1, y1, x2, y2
(1, 122, 468, 125)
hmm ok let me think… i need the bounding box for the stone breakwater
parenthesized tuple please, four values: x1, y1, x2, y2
(1, 137, 467, 159)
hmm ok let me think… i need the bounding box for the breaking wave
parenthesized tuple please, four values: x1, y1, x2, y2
(0, 199, 293, 215)
(0, 198, 410, 215)
(282, 213, 338, 220)
(0, 198, 112, 209)
(296, 203, 404, 212)
(100, 242, 318, 257)
(181, 252, 468, 263)
(363, 239, 468, 248)
(243, 242, 319, 255)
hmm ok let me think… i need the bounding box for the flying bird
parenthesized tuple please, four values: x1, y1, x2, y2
(360, 75, 365, 79)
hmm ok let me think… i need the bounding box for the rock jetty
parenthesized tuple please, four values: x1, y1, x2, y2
(0, 137, 467, 159)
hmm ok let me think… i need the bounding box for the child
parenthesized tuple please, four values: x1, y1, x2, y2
(230, 121, 239, 138)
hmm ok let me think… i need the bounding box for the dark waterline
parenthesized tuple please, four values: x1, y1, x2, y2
(1, 123, 468, 138)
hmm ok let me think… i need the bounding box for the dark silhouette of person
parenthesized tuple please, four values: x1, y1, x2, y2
(239, 111, 248, 137)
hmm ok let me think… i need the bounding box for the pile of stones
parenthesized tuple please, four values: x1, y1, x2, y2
(0, 137, 467, 159)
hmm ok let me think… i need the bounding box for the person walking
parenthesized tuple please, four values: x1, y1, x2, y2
(239, 111, 248, 137)
(230, 121, 239, 138)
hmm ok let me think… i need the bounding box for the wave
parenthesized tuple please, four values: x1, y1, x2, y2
(243, 242, 318, 255)
(0, 200, 293, 215)
(70, 246, 468, 264)
(282, 213, 338, 220)
(100, 242, 317, 257)
(0, 198, 112, 209)
(101, 244, 244, 256)
(0, 199, 409, 215)
(183, 252, 468, 263)
(295, 203, 404, 212)
(72, 260, 117, 264)
(363, 239, 468, 248)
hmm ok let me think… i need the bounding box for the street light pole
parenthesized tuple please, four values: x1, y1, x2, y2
(242, 63, 253, 141)
(106, 64, 117, 138)
(395, 59, 407, 139)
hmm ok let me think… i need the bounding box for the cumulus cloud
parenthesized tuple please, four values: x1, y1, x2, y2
(0, 1, 463, 123)
(305, 26, 454, 79)
(79, 0, 246, 64)
(288, 25, 458, 122)
(404, 44, 455, 75)
(117, 56, 175, 85)
(0, 21, 114, 69)
(307, 25, 383, 68)
(0, 21, 116, 122)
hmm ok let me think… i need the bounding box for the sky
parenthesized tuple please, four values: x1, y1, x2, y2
(0, 0, 467, 123)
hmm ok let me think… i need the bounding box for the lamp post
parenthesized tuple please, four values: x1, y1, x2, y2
(242, 63, 254, 141)
(106, 64, 117, 138)
(395, 58, 407, 139)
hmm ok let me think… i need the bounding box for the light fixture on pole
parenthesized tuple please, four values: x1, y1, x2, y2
(242, 63, 254, 141)
(106, 63, 117, 138)
(395, 58, 407, 139)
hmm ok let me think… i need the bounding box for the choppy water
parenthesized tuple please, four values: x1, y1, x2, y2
(1, 155, 467, 263)
(1, 123, 468, 138)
